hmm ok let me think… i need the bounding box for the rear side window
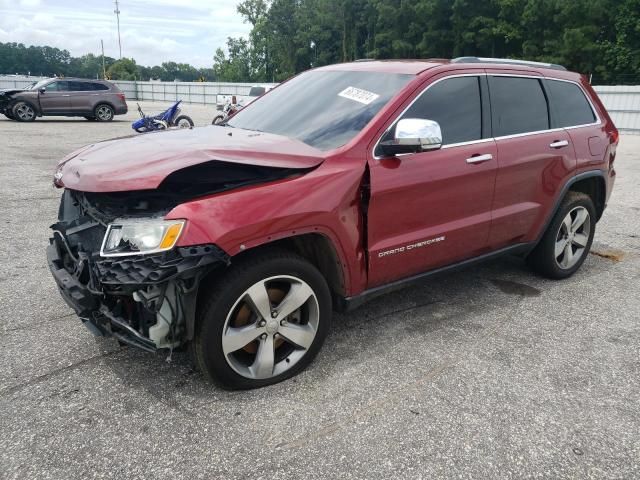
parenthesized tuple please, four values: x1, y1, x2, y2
(489, 77, 549, 136)
(398, 76, 483, 145)
(68, 81, 91, 91)
(546, 80, 595, 127)
(90, 83, 110, 91)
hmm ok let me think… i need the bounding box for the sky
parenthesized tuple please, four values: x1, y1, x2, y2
(0, 0, 252, 67)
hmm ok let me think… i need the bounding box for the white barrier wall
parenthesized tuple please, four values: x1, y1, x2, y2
(0, 76, 276, 106)
(0, 75, 637, 132)
(593, 85, 640, 133)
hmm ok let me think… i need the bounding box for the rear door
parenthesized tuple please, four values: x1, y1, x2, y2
(38, 80, 70, 114)
(366, 73, 497, 288)
(487, 73, 576, 249)
(67, 81, 94, 114)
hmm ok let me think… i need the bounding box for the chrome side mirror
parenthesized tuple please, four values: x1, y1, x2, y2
(379, 118, 443, 156)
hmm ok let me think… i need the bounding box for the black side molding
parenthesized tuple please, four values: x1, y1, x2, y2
(337, 243, 532, 312)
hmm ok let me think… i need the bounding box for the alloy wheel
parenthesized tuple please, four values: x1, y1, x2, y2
(96, 105, 113, 121)
(555, 206, 591, 269)
(14, 103, 35, 121)
(221, 275, 319, 380)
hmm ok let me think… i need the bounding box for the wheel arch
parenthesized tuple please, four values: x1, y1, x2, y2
(93, 101, 116, 113)
(532, 170, 607, 249)
(569, 175, 606, 221)
(230, 233, 347, 301)
(11, 97, 41, 116)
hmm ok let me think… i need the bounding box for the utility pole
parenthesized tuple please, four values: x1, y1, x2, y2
(101, 39, 106, 79)
(114, 0, 122, 59)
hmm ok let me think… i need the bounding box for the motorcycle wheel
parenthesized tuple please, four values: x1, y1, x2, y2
(134, 127, 149, 133)
(175, 115, 194, 129)
(212, 115, 225, 125)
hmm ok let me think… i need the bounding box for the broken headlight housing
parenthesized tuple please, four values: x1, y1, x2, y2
(100, 219, 185, 257)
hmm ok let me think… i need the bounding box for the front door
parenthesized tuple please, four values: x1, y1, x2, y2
(38, 80, 70, 114)
(367, 74, 497, 288)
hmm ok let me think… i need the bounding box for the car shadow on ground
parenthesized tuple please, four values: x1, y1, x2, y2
(97, 256, 531, 398)
(97, 250, 622, 411)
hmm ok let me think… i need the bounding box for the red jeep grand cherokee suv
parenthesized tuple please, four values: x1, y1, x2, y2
(48, 57, 618, 389)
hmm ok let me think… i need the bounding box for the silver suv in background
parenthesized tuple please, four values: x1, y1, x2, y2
(0, 78, 128, 122)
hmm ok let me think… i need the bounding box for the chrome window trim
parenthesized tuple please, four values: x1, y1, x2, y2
(372, 73, 601, 160)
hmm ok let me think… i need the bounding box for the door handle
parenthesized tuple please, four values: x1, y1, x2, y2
(549, 140, 569, 149)
(466, 153, 493, 164)
(62, 94, 71, 97)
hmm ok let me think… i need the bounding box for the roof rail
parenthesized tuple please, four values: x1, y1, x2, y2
(451, 57, 567, 71)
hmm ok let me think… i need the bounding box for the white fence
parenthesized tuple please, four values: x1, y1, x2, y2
(0, 76, 276, 106)
(1, 75, 638, 132)
(592, 86, 640, 133)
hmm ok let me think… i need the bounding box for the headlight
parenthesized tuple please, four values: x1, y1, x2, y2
(100, 219, 185, 257)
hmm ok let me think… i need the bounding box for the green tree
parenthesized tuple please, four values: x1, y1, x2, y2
(106, 58, 138, 80)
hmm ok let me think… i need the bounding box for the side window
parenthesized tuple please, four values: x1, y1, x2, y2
(91, 83, 110, 91)
(50, 81, 70, 92)
(68, 81, 89, 91)
(546, 80, 596, 127)
(44, 81, 60, 91)
(489, 76, 549, 137)
(399, 76, 482, 145)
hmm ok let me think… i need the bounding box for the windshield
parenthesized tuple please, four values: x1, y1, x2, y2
(29, 79, 51, 90)
(227, 70, 413, 151)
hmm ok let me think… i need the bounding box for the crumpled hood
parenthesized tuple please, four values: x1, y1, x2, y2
(56, 126, 326, 192)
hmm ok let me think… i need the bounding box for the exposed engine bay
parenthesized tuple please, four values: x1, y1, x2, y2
(47, 160, 307, 352)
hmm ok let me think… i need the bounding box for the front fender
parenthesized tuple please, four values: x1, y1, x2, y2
(165, 163, 368, 295)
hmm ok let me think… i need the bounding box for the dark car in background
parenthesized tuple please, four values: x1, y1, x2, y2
(0, 78, 128, 122)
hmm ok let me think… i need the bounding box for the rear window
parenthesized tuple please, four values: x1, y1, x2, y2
(490, 76, 549, 137)
(546, 80, 595, 127)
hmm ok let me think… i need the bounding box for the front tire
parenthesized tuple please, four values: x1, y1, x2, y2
(174, 115, 194, 129)
(212, 115, 224, 125)
(12, 101, 37, 122)
(527, 191, 596, 279)
(94, 104, 114, 122)
(193, 250, 331, 389)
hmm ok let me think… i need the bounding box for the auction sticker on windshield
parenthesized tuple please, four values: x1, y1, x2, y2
(338, 86, 380, 105)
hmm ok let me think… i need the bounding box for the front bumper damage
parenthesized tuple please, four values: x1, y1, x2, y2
(47, 190, 229, 352)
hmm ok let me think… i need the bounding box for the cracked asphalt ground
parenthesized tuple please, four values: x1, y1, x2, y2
(1, 104, 638, 479)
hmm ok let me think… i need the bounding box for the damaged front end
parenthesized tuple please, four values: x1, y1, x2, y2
(0, 89, 21, 115)
(47, 189, 229, 352)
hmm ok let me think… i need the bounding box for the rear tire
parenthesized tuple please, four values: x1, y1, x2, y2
(94, 104, 114, 122)
(193, 250, 331, 390)
(12, 101, 37, 122)
(527, 191, 596, 279)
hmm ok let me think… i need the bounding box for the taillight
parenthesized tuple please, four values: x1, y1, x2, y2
(118, 93, 126, 102)
(610, 129, 619, 145)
